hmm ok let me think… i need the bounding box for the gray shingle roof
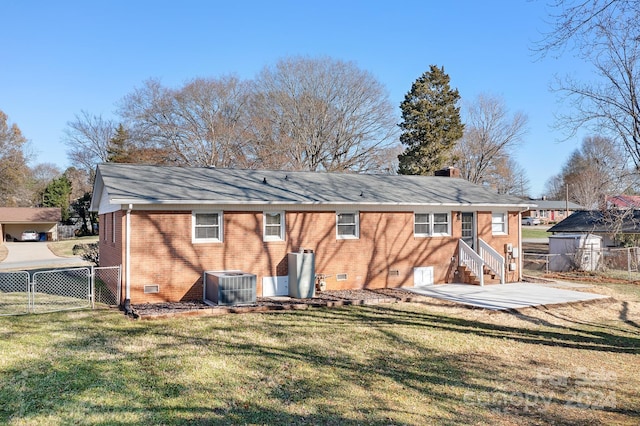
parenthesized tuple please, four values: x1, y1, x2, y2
(549, 210, 640, 234)
(92, 163, 534, 209)
(528, 200, 584, 210)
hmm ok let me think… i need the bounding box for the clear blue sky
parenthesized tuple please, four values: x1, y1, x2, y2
(1, 0, 587, 197)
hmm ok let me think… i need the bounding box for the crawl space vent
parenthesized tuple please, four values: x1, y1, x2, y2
(144, 285, 160, 294)
(388, 269, 400, 277)
(336, 273, 348, 281)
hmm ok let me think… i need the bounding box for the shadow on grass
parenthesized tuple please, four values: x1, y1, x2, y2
(0, 305, 638, 424)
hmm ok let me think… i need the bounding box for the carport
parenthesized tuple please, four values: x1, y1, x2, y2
(0, 207, 61, 243)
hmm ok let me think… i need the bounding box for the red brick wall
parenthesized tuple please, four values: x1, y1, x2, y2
(105, 209, 521, 303)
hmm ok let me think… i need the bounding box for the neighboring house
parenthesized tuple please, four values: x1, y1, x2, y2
(523, 199, 584, 224)
(0, 207, 61, 243)
(90, 164, 534, 306)
(605, 195, 640, 209)
(548, 210, 640, 247)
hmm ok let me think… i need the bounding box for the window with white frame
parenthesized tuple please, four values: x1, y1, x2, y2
(192, 212, 223, 243)
(414, 213, 430, 236)
(414, 212, 450, 237)
(112, 212, 116, 243)
(492, 212, 508, 235)
(336, 212, 359, 239)
(263, 211, 285, 241)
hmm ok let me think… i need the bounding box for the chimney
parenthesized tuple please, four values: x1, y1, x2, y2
(434, 167, 460, 178)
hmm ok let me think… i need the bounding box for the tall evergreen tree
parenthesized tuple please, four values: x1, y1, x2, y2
(397, 65, 464, 175)
(106, 124, 130, 163)
(42, 175, 72, 222)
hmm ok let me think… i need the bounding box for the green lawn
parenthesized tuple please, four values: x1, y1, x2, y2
(1, 285, 638, 425)
(521, 227, 552, 239)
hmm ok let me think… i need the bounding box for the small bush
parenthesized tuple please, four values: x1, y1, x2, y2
(72, 243, 99, 265)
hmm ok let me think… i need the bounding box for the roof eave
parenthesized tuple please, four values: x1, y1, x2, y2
(108, 198, 534, 209)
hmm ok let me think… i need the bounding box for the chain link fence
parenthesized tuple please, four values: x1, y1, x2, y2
(0, 265, 121, 316)
(94, 266, 121, 306)
(0, 271, 30, 316)
(524, 246, 640, 279)
(32, 268, 91, 314)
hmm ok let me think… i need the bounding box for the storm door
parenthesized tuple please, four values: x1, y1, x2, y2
(461, 212, 475, 250)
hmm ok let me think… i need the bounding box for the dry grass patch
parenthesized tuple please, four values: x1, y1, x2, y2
(0, 284, 638, 425)
(47, 236, 98, 258)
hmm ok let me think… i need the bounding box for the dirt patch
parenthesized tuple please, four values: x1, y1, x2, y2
(536, 271, 640, 286)
(131, 288, 430, 319)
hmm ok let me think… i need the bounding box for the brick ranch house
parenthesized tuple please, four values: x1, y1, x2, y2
(90, 163, 534, 307)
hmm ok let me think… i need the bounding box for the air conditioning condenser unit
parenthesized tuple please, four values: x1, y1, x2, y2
(204, 271, 257, 306)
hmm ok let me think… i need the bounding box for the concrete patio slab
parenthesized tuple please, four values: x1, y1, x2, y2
(407, 282, 609, 311)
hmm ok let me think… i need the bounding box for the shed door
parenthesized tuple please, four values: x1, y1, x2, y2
(461, 212, 475, 249)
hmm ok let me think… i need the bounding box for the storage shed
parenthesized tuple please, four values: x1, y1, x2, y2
(549, 234, 602, 272)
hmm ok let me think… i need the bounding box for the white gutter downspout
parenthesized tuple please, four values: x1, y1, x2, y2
(124, 204, 132, 314)
(518, 209, 527, 282)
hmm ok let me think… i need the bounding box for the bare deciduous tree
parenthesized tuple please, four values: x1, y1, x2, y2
(491, 157, 531, 196)
(537, 0, 640, 168)
(249, 56, 399, 172)
(453, 94, 528, 192)
(29, 162, 62, 205)
(544, 135, 635, 207)
(69, 57, 399, 173)
(0, 110, 32, 206)
(119, 76, 252, 167)
(64, 110, 116, 173)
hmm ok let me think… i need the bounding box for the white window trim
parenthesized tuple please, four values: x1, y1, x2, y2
(192, 211, 223, 243)
(414, 212, 431, 237)
(263, 211, 285, 242)
(336, 211, 359, 240)
(492, 212, 508, 235)
(414, 212, 451, 237)
(111, 212, 116, 243)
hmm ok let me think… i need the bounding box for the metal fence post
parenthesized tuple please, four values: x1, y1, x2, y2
(90, 266, 95, 309)
(28, 279, 34, 314)
(545, 255, 549, 274)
